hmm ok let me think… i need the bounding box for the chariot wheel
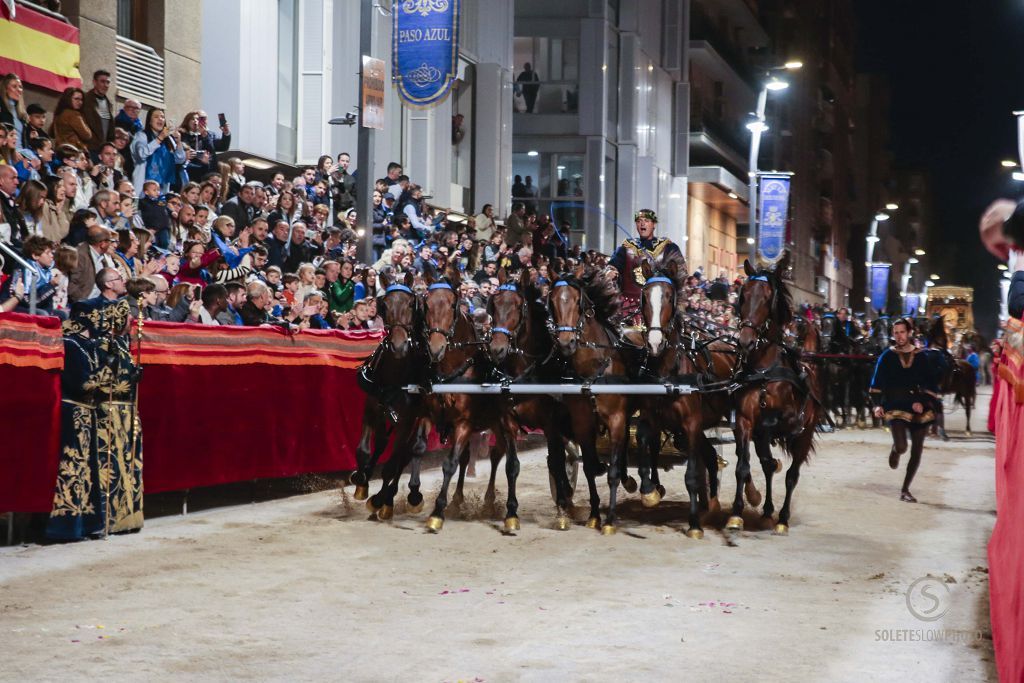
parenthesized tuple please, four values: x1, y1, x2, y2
(549, 441, 581, 504)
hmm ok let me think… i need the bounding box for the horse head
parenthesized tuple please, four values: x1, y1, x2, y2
(639, 258, 681, 357)
(380, 270, 418, 359)
(488, 267, 531, 364)
(548, 262, 588, 357)
(737, 251, 792, 353)
(421, 262, 461, 363)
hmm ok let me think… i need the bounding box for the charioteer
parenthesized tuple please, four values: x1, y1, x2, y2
(608, 209, 683, 324)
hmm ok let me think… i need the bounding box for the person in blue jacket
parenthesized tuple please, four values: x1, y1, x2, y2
(869, 317, 941, 503)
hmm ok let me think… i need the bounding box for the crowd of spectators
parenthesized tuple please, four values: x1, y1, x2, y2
(0, 69, 588, 332)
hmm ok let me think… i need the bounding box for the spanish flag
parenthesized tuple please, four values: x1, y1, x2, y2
(0, 1, 81, 92)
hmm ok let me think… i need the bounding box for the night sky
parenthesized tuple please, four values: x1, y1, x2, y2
(855, 1, 1024, 337)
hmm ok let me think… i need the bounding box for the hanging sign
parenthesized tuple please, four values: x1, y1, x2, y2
(361, 56, 386, 129)
(756, 173, 792, 263)
(392, 0, 460, 108)
(869, 262, 891, 314)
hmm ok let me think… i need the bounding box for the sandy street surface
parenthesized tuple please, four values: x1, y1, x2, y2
(1, 391, 997, 682)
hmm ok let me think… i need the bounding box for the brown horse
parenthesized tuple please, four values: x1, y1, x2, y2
(732, 253, 823, 535)
(353, 270, 430, 518)
(547, 262, 634, 534)
(487, 267, 588, 530)
(419, 263, 524, 532)
(637, 257, 741, 538)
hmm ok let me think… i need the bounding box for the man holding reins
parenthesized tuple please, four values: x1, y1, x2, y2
(608, 209, 683, 324)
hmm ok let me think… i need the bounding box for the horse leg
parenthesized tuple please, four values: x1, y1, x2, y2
(425, 422, 471, 532)
(636, 417, 661, 507)
(484, 436, 505, 505)
(683, 423, 707, 539)
(699, 433, 721, 513)
(620, 416, 638, 494)
(753, 434, 777, 522)
(498, 427, 522, 532)
(729, 413, 753, 530)
(351, 401, 387, 500)
(964, 388, 973, 436)
(776, 430, 813, 534)
(405, 420, 430, 514)
(545, 429, 573, 530)
(367, 415, 416, 514)
(602, 409, 628, 535)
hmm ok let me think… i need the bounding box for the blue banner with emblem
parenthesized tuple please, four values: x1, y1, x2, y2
(870, 262, 891, 314)
(756, 173, 791, 263)
(392, 0, 461, 108)
(903, 293, 920, 316)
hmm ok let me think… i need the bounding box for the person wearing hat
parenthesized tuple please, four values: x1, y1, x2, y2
(24, 103, 49, 143)
(609, 208, 683, 323)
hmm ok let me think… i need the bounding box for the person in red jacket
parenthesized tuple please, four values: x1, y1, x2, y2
(175, 240, 220, 286)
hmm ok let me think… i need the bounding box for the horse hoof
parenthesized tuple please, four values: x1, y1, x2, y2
(407, 501, 424, 514)
(773, 523, 789, 536)
(717, 455, 729, 470)
(708, 497, 721, 513)
(623, 476, 638, 494)
(376, 505, 393, 521)
(352, 485, 369, 501)
(726, 516, 744, 531)
(585, 517, 601, 530)
(365, 497, 382, 513)
(503, 517, 521, 532)
(685, 528, 704, 540)
(641, 489, 662, 508)
(555, 515, 572, 531)
(425, 516, 444, 532)
(965, 430, 972, 437)
(601, 524, 617, 536)
(774, 458, 783, 473)
(656, 484, 667, 498)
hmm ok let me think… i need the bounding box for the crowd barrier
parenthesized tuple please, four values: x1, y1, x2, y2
(0, 313, 385, 511)
(990, 317, 1024, 682)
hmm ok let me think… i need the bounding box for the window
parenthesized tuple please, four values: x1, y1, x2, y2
(512, 37, 580, 114)
(277, 0, 297, 162)
(116, 0, 147, 43)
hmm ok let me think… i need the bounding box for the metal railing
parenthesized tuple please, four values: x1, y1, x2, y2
(115, 35, 165, 107)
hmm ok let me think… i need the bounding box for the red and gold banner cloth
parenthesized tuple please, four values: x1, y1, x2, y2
(0, 3, 82, 92)
(136, 320, 382, 369)
(0, 312, 62, 511)
(989, 317, 1024, 682)
(135, 322, 385, 493)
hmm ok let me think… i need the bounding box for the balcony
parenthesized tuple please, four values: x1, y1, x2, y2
(689, 9, 759, 96)
(115, 35, 165, 107)
(689, 110, 748, 176)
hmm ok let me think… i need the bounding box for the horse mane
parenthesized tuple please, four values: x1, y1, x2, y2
(578, 265, 621, 323)
(652, 252, 689, 298)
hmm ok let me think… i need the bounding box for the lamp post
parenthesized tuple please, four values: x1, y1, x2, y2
(748, 62, 802, 260)
(864, 209, 891, 312)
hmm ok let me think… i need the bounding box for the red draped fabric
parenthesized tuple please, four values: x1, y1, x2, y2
(0, 313, 63, 512)
(136, 322, 385, 493)
(989, 317, 1024, 682)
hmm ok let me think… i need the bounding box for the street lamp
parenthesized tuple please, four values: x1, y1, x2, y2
(1002, 159, 1018, 168)
(1013, 171, 1024, 182)
(885, 203, 899, 211)
(865, 205, 897, 312)
(748, 61, 802, 260)
(914, 248, 926, 256)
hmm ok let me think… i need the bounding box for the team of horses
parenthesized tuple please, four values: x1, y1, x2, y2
(351, 251, 975, 536)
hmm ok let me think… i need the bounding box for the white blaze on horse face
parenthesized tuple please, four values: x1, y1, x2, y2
(648, 284, 664, 355)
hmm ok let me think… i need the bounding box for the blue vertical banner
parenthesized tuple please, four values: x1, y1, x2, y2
(869, 262, 891, 314)
(756, 173, 792, 263)
(392, 0, 461, 108)
(903, 293, 920, 316)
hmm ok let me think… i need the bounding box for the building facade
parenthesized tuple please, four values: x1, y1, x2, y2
(200, 0, 514, 219)
(14, 0, 201, 128)
(512, 0, 690, 256)
(762, 0, 858, 307)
